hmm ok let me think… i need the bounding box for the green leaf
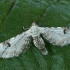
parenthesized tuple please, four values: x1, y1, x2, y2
(0, 0, 70, 70)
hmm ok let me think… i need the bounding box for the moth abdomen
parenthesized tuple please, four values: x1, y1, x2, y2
(33, 36, 48, 55)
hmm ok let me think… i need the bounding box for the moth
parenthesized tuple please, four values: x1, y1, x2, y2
(0, 22, 70, 58)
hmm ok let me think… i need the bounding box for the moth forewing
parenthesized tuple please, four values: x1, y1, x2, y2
(41, 27, 70, 46)
(0, 30, 31, 58)
(0, 43, 8, 57)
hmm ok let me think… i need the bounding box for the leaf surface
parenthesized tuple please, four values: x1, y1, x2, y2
(0, 0, 70, 70)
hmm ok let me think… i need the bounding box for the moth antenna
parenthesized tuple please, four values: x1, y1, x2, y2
(23, 26, 29, 30)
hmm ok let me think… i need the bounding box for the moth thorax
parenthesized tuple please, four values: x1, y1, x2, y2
(31, 26, 40, 37)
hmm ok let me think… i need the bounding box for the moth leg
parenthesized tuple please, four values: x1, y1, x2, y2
(33, 36, 48, 55)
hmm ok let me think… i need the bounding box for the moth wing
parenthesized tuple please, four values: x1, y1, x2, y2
(0, 30, 31, 58)
(40, 27, 70, 46)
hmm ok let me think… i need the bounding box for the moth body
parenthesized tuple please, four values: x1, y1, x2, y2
(31, 22, 48, 55)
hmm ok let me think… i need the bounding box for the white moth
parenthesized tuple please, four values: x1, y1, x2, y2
(0, 22, 70, 58)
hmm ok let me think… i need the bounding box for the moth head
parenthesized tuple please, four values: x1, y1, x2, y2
(30, 22, 40, 36)
(32, 22, 38, 26)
